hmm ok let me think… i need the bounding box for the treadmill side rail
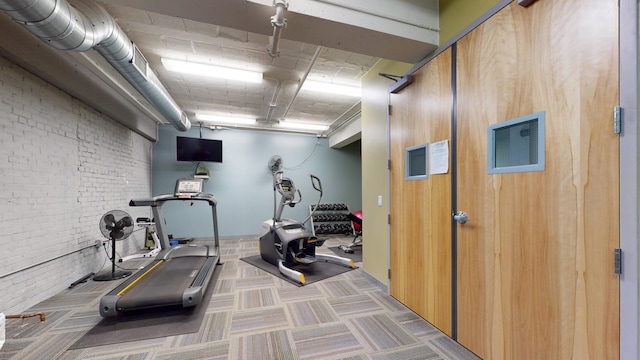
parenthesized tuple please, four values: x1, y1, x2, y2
(183, 256, 219, 307)
(100, 294, 120, 317)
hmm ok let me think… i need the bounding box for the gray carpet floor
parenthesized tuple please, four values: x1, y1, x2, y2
(1, 236, 480, 360)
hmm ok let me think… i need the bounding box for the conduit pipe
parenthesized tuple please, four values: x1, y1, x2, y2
(281, 45, 322, 119)
(0, 0, 191, 131)
(265, 78, 283, 122)
(267, 0, 287, 57)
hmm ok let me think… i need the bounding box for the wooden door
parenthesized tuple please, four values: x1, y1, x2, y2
(455, 1, 619, 359)
(389, 48, 453, 335)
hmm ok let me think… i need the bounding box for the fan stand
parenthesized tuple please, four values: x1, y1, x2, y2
(93, 233, 132, 281)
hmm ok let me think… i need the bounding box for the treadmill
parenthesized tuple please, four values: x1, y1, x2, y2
(99, 178, 220, 317)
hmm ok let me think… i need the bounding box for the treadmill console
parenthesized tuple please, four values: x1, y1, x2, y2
(175, 178, 204, 198)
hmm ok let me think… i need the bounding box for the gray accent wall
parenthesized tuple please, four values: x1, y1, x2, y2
(153, 125, 362, 237)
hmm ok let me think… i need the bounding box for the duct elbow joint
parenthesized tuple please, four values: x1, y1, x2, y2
(179, 114, 192, 131)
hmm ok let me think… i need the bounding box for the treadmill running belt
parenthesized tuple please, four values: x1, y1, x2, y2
(117, 256, 208, 310)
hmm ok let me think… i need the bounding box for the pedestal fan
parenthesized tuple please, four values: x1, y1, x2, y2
(93, 210, 134, 281)
(268, 155, 283, 173)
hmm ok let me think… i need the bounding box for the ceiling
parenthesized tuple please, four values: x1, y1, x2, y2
(0, 0, 440, 139)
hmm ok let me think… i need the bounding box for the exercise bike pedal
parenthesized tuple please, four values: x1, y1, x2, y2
(294, 255, 316, 264)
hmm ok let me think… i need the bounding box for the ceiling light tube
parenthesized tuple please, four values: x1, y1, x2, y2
(162, 58, 263, 84)
(301, 80, 361, 97)
(278, 121, 329, 131)
(196, 114, 256, 125)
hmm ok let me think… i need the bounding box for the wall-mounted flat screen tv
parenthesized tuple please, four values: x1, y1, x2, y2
(176, 136, 223, 163)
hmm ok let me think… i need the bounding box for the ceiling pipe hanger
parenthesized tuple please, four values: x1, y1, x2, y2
(267, 0, 288, 58)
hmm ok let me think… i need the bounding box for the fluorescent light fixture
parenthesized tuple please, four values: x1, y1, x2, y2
(162, 58, 263, 84)
(278, 121, 329, 131)
(301, 80, 361, 97)
(196, 114, 256, 125)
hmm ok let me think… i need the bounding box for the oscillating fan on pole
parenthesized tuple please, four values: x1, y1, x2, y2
(268, 155, 283, 173)
(93, 210, 135, 281)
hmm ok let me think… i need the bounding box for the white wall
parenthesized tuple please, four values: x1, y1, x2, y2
(0, 56, 153, 314)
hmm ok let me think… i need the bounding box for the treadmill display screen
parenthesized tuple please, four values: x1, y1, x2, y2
(175, 178, 203, 196)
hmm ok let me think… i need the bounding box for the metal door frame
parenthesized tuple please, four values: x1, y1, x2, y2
(619, 0, 638, 358)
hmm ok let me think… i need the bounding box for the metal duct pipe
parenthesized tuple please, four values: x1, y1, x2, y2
(267, 0, 287, 58)
(0, 0, 191, 131)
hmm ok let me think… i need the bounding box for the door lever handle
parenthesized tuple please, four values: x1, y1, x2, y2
(453, 211, 469, 224)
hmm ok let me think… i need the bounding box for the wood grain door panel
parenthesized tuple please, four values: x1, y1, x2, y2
(455, 1, 619, 359)
(389, 48, 453, 335)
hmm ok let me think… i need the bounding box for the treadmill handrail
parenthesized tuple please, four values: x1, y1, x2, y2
(130, 193, 217, 207)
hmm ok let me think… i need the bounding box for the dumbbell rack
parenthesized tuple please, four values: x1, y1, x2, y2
(310, 203, 354, 236)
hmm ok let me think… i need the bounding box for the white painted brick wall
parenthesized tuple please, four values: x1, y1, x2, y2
(0, 56, 153, 314)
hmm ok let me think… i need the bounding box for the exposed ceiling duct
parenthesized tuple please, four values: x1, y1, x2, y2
(0, 0, 191, 131)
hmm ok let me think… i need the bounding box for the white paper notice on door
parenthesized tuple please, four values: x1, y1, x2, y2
(429, 140, 449, 174)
